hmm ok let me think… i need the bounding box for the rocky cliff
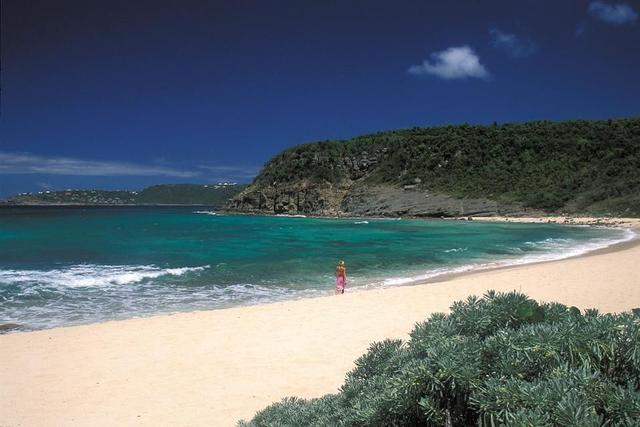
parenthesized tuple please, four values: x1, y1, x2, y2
(230, 180, 350, 215)
(230, 150, 530, 216)
(230, 181, 529, 217)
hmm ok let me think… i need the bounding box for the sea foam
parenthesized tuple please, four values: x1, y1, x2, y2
(366, 228, 637, 290)
(0, 264, 209, 288)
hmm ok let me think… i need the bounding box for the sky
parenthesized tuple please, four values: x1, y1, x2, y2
(1, 0, 639, 197)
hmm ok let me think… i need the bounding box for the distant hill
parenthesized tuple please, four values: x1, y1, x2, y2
(230, 118, 640, 217)
(3, 183, 246, 207)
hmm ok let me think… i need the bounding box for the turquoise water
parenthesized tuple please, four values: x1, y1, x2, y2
(0, 207, 633, 330)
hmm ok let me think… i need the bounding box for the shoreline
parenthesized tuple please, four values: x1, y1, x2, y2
(367, 225, 638, 290)
(225, 210, 640, 228)
(471, 215, 640, 228)
(419, 229, 640, 288)
(1, 221, 637, 335)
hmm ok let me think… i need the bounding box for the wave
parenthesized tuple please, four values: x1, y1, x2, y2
(444, 247, 467, 253)
(193, 210, 217, 215)
(0, 264, 209, 288)
(506, 228, 636, 265)
(354, 221, 369, 224)
(358, 228, 636, 290)
(198, 283, 322, 304)
(380, 265, 477, 287)
(1, 223, 634, 331)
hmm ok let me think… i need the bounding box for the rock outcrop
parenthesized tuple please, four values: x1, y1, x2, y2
(230, 181, 531, 217)
(228, 142, 531, 217)
(230, 181, 351, 215)
(340, 184, 522, 217)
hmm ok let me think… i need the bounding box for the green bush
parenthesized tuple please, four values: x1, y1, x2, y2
(238, 291, 640, 426)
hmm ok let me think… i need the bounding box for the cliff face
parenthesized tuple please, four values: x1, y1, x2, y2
(230, 145, 393, 215)
(230, 182, 528, 217)
(340, 184, 526, 217)
(228, 141, 513, 217)
(230, 181, 350, 215)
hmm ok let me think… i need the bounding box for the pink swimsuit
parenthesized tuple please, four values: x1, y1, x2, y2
(336, 276, 346, 292)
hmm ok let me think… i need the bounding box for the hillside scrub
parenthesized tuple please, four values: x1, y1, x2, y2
(252, 118, 640, 215)
(239, 291, 640, 426)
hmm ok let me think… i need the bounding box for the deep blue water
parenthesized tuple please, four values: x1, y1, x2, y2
(0, 207, 632, 330)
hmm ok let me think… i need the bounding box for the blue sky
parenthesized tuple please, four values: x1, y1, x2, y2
(1, 0, 639, 197)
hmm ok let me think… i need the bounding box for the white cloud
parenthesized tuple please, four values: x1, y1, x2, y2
(589, 1, 638, 25)
(408, 46, 490, 80)
(489, 28, 537, 58)
(0, 152, 200, 177)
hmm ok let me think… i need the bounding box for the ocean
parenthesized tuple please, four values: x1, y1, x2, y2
(0, 206, 633, 331)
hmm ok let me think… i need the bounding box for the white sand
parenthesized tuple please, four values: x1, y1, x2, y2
(1, 233, 639, 427)
(472, 215, 640, 228)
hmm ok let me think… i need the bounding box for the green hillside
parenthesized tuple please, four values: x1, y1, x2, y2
(253, 118, 640, 215)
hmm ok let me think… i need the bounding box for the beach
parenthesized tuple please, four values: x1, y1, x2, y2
(1, 225, 639, 426)
(472, 215, 640, 228)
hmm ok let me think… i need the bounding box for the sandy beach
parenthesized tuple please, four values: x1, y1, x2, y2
(472, 215, 640, 228)
(1, 227, 639, 427)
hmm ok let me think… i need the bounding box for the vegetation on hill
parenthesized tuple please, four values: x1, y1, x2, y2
(3, 184, 245, 207)
(239, 291, 640, 426)
(252, 118, 640, 215)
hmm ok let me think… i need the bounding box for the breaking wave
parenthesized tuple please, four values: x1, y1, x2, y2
(358, 228, 637, 290)
(0, 264, 209, 289)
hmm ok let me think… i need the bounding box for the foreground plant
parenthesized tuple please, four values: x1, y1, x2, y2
(238, 291, 640, 426)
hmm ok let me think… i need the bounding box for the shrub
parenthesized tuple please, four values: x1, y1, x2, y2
(239, 291, 640, 426)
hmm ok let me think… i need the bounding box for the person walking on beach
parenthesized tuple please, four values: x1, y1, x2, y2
(335, 260, 347, 294)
